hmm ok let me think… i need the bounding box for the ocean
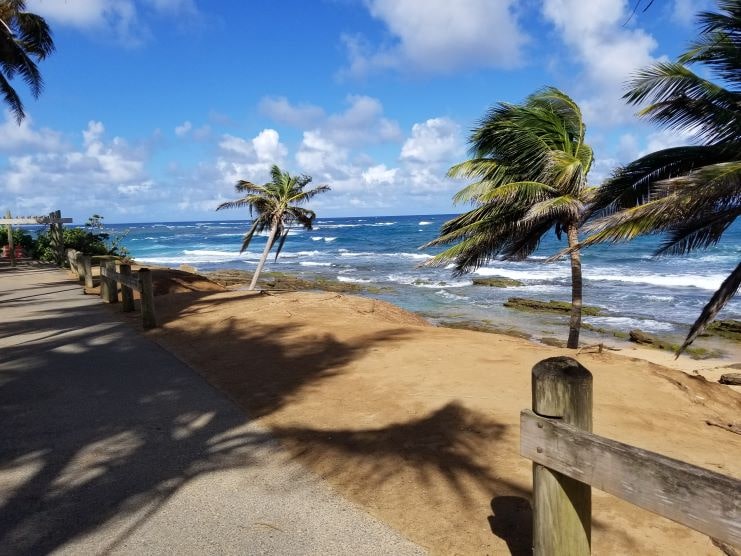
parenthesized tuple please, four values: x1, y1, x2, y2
(106, 214, 741, 342)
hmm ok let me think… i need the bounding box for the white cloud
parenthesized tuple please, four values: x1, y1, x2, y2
(296, 131, 348, 175)
(0, 119, 162, 219)
(259, 96, 325, 128)
(671, 0, 708, 26)
(174, 121, 192, 137)
(362, 164, 397, 185)
(27, 0, 202, 46)
(260, 95, 402, 147)
(342, 0, 527, 77)
(542, 0, 662, 125)
(0, 112, 65, 152)
(400, 118, 463, 164)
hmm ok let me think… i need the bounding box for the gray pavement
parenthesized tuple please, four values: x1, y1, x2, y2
(0, 264, 424, 555)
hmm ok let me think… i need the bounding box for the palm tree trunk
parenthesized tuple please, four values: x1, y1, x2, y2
(566, 223, 583, 349)
(248, 223, 278, 291)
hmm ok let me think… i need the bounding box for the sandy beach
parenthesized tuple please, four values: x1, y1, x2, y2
(95, 269, 741, 555)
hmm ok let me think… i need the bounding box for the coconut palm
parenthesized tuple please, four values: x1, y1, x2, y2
(423, 87, 594, 348)
(0, 0, 54, 123)
(217, 164, 330, 291)
(582, 0, 740, 354)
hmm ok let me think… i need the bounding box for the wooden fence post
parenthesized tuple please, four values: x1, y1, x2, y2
(4, 210, 15, 267)
(74, 251, 85, 281)
(82, 255, 93, 289)
(119, 263, 135, 313)
(139, 268, 156, 329)
(101, 260, 118, 303)
(532, 356, 592, 556)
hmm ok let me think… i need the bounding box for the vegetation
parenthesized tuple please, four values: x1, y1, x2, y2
(216, 164, 330, 290)
(423, 87, 594, 348)
(0, 0, 55, 123)
(582, 0, 740, 355)
(31, 214, 129, 262)
(0, 226, 33, 252)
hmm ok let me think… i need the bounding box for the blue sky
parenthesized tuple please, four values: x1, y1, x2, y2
(1, 0, 711, 223)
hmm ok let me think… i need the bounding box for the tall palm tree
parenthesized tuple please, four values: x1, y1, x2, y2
(0, 0, 54, 123)
(217, 164, 330, 291)
(583, 0, 740, 354)
(423, 87, 594, 348)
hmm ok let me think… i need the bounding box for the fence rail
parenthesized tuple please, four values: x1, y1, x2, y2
(521, 356, 740, 554)
(67, 248, 157, 329)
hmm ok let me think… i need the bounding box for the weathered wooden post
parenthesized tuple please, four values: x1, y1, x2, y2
(82, 255, 93, 289)
(139, 268, 156, 329)
(101, 260, 118, 303)
(74, 251, 86, 281)
(532, 356, 592, 555)
(119, 263, 135, 313)
(48, 210, 64, 266)
(4, 210, 15, 267)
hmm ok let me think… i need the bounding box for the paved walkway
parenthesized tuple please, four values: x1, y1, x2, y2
(0, 264, 424, 555)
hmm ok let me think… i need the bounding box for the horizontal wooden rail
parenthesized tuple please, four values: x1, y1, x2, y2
(100, 264, 141, 291)
(521, 409, 741, 547)
(0, 217, 72, 225)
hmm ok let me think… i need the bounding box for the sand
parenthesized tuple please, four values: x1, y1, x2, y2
(114, 277, 740, 555)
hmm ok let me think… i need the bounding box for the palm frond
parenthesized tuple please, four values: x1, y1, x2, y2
(677, 261, 741, 356)
(239, 219, 262, 254)
(625, 62, 740, 144)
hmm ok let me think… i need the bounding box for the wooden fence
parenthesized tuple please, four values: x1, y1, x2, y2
(521, 356, 740, 555)
(67, 249, 157, 329)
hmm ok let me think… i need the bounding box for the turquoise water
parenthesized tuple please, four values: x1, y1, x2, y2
(106, 214, 741, 340)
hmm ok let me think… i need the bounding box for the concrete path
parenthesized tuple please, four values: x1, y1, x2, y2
(0, 264, 424, 555)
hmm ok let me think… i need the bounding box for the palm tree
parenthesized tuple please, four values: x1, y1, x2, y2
(0, 0, 54, 123)
(582, 0, 740, 354)
(217, 164, 330, 291)
(423, 87, 594, 348)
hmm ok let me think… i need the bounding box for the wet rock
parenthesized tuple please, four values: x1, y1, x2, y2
(503, 297, 602, 316)
(472, 277, 524, 287)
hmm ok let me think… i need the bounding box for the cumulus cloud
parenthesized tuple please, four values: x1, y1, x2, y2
(286, 115, 464, 213)
(174, 121, 192, 137)
(671, 0, 708, 26)
(401, 118, 463, 164)
(259, 97, 325, 128)
(0, 112, 65, 153)
(27, 0, 203, 46)
(0, 120, 161, 218)
(341, 0, 527, 77)
(542, 0, 662, 125)
(260, 95, 402, 147)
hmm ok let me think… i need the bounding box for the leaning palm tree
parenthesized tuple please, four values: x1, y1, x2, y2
(217, 164, 330, 291)
(0, 0, 54, 123)
(582, 0, 740, 354)
(423, 87, 594, 348)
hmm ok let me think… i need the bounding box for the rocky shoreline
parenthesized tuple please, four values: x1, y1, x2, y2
(196, 266, 740, 361)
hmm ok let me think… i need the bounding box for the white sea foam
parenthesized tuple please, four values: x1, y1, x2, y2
(337, 276, 373, 283)
(399, 252, 433, 260)
(300, 261, 332, 267)
(386, 274, 472, 288)
(418, 221, 433, 225)
(583, 316, 675, 333)
(475, 266, 568, 280)
(435, 290, 470, 301)
(136, 248, 254, 265)
(324, 237, 337, 242)
(586, 272, 725, 291)
(215, 233, 242, 237)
